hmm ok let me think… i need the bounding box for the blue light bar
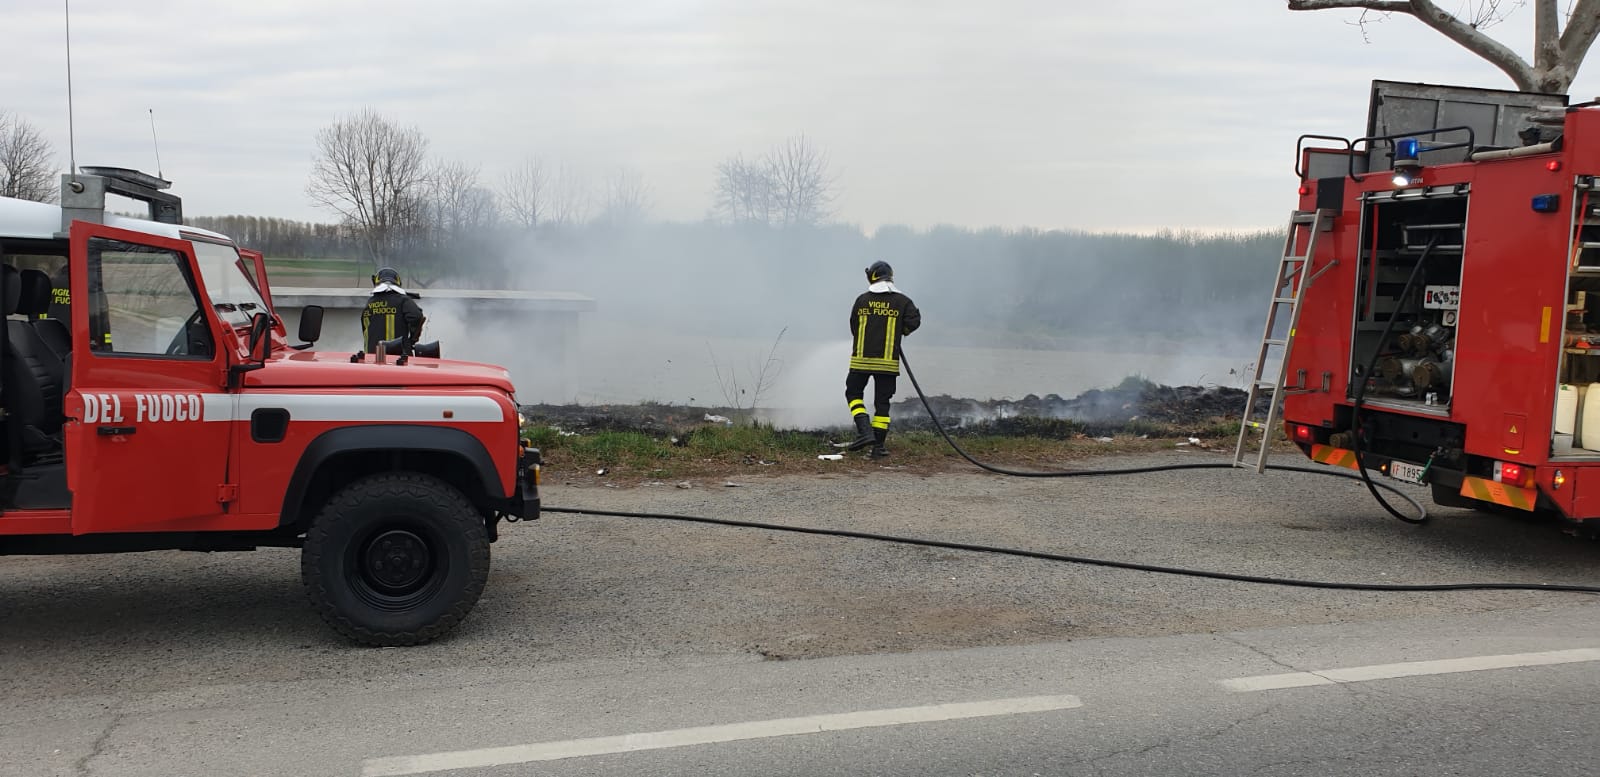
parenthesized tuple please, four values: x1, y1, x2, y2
(1395, 138, 1420, 161)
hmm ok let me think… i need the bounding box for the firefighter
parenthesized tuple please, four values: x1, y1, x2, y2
(844, 261, 920, 458)
(361, 267, 425, 355)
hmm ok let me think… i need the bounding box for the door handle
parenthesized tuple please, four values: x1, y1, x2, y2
(98, 426, 136, 436)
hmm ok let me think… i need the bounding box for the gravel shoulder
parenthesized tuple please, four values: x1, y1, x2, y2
(2, 450, 1596, 703)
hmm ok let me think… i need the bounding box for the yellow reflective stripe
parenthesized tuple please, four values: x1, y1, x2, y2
(849, 399, 867, 416)
(849, 357, 900, 372)
(884, 316, 896, 361)
(385, 315, 395, 341)
(849, 399, 866, 409)
(871, 415, 890, 429)
(1309, 444, 1358, 470)
(855, 315, 867, 358)
(1459, 476, 1537, 511)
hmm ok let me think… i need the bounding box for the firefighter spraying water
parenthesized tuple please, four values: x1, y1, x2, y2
(840, 261, 921, 458)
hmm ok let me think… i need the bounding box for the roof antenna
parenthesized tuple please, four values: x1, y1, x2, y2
(63, 0, 77, 178)
(148, 108, 163, 179)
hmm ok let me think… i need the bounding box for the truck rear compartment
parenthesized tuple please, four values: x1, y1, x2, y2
(1350, 193, 1466, 415)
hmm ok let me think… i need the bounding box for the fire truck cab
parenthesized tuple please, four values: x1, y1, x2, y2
(0, 167, 541, 645)
(1282, 80, 1600, 535)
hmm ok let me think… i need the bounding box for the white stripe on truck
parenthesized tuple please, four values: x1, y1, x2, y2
(78, 392, 505, 424)
(234, 394, 505, 423)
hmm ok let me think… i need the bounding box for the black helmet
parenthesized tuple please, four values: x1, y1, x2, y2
(865, 261, 893, 283)
(373, 267, 401, 286)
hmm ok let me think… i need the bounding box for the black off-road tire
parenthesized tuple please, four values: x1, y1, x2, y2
(301, 472, 490, 646)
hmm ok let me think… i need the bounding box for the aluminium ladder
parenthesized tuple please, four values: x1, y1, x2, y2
(1233, 208, 1336, 473)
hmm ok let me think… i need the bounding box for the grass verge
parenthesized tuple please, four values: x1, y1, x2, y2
(524, 422, 1279, 484)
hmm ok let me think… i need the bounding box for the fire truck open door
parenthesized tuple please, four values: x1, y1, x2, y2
(64, 222, 234, 534)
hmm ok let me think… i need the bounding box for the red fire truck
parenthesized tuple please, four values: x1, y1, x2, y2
(0, 166, 540, 645)
(1242, 80, 1600, 534)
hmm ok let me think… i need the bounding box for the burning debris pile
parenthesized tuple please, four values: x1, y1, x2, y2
(887, 381, 1265, 438)
(521, 380, 1264, 440)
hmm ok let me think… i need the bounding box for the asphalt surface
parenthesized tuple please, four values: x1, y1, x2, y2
(3, 450, 1598, 775)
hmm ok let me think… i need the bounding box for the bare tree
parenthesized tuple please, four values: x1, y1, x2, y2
(596, 167, 651, 226)
(712, 135, 835, 227)
(408, 160, 503, 285)
(428, 161, 488, 234)
(500, 156, 547, 230)
(712, 153, 775, 225)
(766, 134, 834, 227)
(1288, 0, 1600, 93)
(0, 111, 57, 203)
(306, 109, 431, 266)
(545, 160, 591, 227)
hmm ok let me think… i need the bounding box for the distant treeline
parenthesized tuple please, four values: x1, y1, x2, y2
(186, 216, 360, 259)
(186, 214, 1280, 342)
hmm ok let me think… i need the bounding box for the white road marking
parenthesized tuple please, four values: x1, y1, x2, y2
(361, 694, 1084, 776)
(1220, 648, 1600, 692)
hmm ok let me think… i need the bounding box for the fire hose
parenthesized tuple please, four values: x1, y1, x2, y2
(543, 349, 1600, 595)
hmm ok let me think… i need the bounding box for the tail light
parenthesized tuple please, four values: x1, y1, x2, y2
(1288, 423, 1315, 444)
(1494, 461, 1531, 487)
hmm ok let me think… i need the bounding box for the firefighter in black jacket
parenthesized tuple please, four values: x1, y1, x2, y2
(844, 261, 921, 458)
(361, 267, 426, 354)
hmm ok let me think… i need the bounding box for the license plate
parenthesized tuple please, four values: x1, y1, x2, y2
(1388, 461, 1426, 484)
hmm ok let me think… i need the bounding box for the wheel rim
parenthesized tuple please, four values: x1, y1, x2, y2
(347, 522, 447, 611)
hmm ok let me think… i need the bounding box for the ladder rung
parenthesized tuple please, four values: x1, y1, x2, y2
(1282, 256, 1308, 263)
(1264, 339, 1288, 346)
(1291, 212, 1318, 224)
(1273, 296, 1296, 303)
(1255, 380, 1278, 389)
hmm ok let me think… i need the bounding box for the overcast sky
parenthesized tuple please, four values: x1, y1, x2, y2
(4, 0, 1598, 233)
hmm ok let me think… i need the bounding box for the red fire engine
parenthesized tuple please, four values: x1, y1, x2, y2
(0, 166, 541, 645)
(1237, 80, 1600, 535)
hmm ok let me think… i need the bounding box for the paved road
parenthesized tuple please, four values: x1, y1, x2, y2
(5, 605, 1597, 776)
(3, 452, 1598, 775)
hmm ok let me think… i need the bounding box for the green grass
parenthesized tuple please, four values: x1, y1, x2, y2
(265, 257, 364, 271)
(522, 421, 1237, 482)
(262, 257, 368, 286)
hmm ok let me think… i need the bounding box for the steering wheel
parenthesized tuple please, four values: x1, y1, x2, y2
(165, 310, 205, 355)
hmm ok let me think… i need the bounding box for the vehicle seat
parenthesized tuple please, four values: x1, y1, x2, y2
(4, 266, 66, 456)
(20, 269, 70, 360)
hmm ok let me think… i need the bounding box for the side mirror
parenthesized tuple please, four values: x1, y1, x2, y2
(249, 311, 273, 362)
(230, 311, 273, 388)
(298, 305, 324, 345)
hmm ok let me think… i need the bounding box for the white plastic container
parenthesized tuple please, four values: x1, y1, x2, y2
(1557, 383, 1580, 434)
(1581, 384, 1600, 451)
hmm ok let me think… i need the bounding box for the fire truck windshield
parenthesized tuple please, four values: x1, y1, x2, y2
(189, 239, 271, 330)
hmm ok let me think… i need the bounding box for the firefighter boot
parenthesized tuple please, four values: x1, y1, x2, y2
(846, 415, 875, 451)
(869, 428, 890, 459)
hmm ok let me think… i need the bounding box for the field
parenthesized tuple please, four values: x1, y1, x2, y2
(261, 256, 368, 287)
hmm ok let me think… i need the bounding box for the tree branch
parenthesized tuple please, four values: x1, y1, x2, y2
(1560, 0, 1600, 69)
(1287, 0, 1411, 10)
(1291, 0, 1541, 89)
